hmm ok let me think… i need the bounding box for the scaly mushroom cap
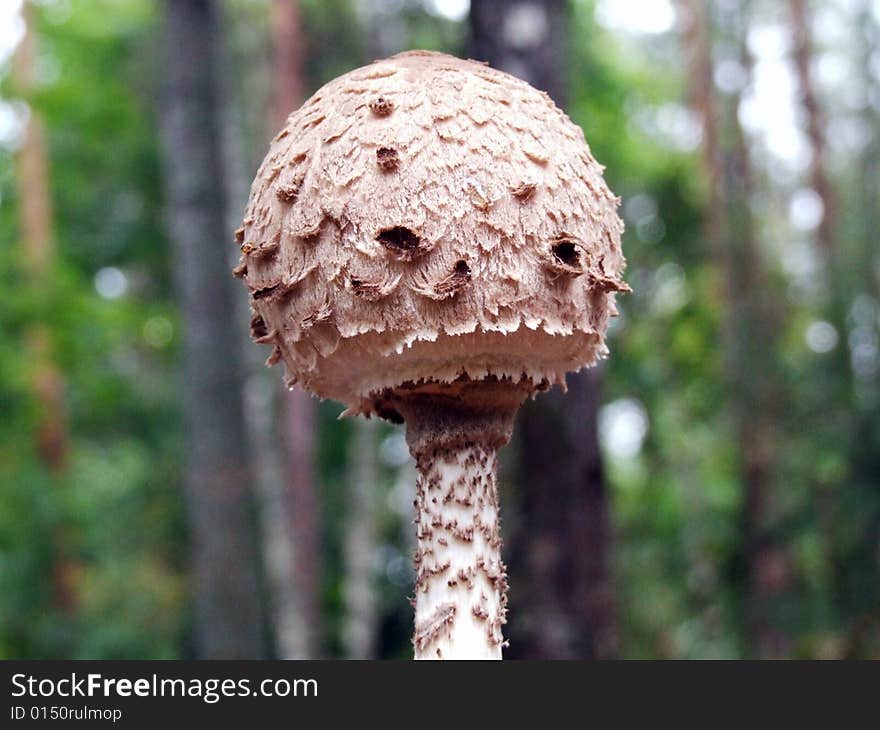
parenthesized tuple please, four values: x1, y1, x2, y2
(235, 51, 628, 417)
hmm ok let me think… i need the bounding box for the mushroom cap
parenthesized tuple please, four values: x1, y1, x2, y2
(236, 51, 628, 417)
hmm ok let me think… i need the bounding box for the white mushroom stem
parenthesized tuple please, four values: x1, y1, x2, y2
(392, 383, 527, 660)
(412, 443, 505, 659)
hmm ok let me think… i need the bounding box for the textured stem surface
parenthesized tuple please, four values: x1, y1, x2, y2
(413, 443, 505, 659)
(393, 383, 526, 660)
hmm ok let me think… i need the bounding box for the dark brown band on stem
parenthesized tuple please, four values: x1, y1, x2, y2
(388, 380, 530, 459)
(389, 380, 529, 658)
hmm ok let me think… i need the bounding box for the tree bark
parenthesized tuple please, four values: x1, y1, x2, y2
(159, 0, 266, 659)
(469, 0, 619, 659)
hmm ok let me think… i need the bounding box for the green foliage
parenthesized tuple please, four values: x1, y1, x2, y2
(0, 0, 184, 658)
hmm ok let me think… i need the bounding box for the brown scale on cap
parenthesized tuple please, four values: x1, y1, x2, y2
(376, 146, 400, 171)
(369, 96, 394, 116)
(234, 50, 628, 418)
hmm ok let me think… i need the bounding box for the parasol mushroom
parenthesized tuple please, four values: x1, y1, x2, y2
(234, 50, 628, 660)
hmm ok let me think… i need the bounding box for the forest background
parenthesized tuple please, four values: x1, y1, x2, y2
(0, 0, 878, 659)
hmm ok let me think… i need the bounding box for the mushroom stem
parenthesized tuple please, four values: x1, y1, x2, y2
(392, 382, 527, 660)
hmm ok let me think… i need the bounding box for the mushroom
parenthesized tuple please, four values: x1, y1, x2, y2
(234, 51, 629, 659)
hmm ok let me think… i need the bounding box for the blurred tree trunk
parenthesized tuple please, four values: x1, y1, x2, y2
(852, 7, 880, 648)
(858, 4, 880, 297)
(804, 1, 879, 659)
(513, 369, 618, 658)
(470, 0, 619, 659)
(677, 0, 722, 244)
(272, 0, 305, 119)
(679, 0, 789, 658)
(788, 0, 846, 650)
(271, 0, 323, 658)
(13, 1, 76, 618)
(725, 15, 788, 662)
(342, 420, 380, 658)
(159, 0, 266, 659)
(216, 0, 311, 659)
(790, 0, 834, 251)
(470, 0, 568, 103)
